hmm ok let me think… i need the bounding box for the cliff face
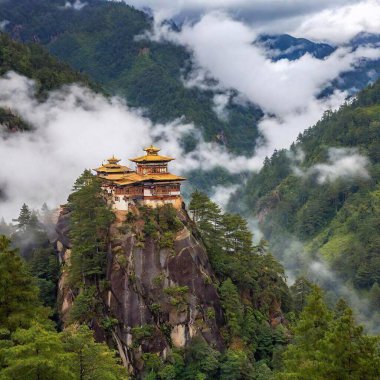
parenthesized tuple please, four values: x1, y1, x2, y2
(55, 204, 224, 374)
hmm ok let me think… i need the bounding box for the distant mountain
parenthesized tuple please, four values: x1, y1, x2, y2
(2, 0, 379, 156)
(257, 34, 335, 61)
(0, 0, 263, 155)
(0, 32, 93, 131)
(234, 77, 380, 295)
(258, 33, 380, 96)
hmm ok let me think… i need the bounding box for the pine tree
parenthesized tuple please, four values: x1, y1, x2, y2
(68, 170, 114, 287)
(369, 282, 380, 311)
(290, 277, 312, 314)
(0, 235, 49, 332)
(220, 348, 255, 380)
(0, 324, 74, 380)
(277, 289, 380, 380)
(318, 302, 380, 380)
(220, 278, 243, 339)
(277, 286, 332, 379)
(62, 325, 128, 380)
(16, 203, 31, 231)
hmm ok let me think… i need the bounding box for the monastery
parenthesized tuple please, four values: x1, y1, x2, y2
(94, 145, 185, 210)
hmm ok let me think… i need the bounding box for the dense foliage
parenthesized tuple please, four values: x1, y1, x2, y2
(0, 236, 127, 379)
(276, 287, 380, 380)
(67, 170, 114, 322)
(236, 77, 380, 294)
(0, 0, 263, 155)
(0, 33, 93, 97)
(0, 32, 94, 130)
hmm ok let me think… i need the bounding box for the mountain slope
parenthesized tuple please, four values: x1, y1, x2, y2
(235, 78, 380, 293)
(0, 0, 263, 155)
(0, 32, 93, 131)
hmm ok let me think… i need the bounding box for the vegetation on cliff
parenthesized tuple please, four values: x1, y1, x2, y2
(0, 236, 127, 380)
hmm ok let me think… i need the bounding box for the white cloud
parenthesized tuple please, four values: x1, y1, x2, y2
(210, 184, 238, 210)
(64, 0, 88, 10)
(161, 12, 380, 116)
(0, 72, 263, 221)
(147, 12, 380, 164)
(120, 0, 356, 30)
(212, 93, 230, 121)
(294, 147, 371, 183)
(0, 20, 9, 31)
(293, 0, 380, 44)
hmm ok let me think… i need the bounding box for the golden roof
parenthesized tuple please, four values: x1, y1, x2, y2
(94, 155, 132, 173)
(107, 155, 121, 165)
(110, 172, 186, 186)
(130, 145, 174, 163)
(95, 165, 132, 172)
(95, 148, 185, 187)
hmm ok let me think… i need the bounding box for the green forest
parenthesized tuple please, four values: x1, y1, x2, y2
(0, 0, 263, 155)
(1, 0, 380, 378)
(235, 76, 380, 305)
(1, 172, 379, 379)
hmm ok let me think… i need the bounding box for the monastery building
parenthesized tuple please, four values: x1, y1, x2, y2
(94, 145, 185, 210)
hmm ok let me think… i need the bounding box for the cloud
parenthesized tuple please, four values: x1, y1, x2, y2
(121, 0, 356, 30)
(0, 20, 9, 31)
(0, 72, 263, 221)
(210, 184, 238, 210)
(212, 93, 230, 121)
(293, 0, 380, 44)
(294, 147, 371, 183)
(159, 12, 380, 115)
(64, 0, 87, 10)
(146, 12, 380, 165)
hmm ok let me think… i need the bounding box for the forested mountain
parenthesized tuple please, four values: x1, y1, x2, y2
(2, 173, 379, 379)
(2, 0, 380, 155)
(0, 0, 263, 155)
(0, 33, 93, 131)
(235, 76, 380, 298)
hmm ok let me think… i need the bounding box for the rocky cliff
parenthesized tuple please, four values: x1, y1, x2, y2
(55, 203, 224, 375)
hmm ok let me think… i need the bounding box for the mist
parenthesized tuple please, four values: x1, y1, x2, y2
(0, 72, 267, 221)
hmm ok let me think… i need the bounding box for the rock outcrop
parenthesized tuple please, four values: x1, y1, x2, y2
(55, 203, 224, 375)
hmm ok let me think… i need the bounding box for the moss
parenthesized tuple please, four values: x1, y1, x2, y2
(152, 274, 165, 287)
(131, 324, 155, 348)
(206, 307, 216, 320)
(159, 231, 175, 249)
(164, 286, 189, 307)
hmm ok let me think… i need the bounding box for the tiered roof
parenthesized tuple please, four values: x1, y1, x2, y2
(94, 155, 133, 176)
(94, 147, 185, 186)
(130, 145, 174, 163)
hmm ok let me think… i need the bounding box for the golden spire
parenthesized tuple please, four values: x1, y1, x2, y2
(144, 145, 160, 156)
(107, 155, 121, 165)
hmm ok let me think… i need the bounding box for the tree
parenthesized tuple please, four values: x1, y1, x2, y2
(0, 235, 49, 332)
(369, 282, 380, 311)
(220, 349, 255, 380)
(290, 277, 312, 314)
(277, 286, 332, 379)
(16, 204, 31, 231)
(68, 170, 114, 288)
(316, 301, 380, 380)
(181, 336, 220, 380)
(62, 325, 128, 380)
(220, 278, 243, 339)
(0, 324, 74, 380)
(277, 289, 380, 380)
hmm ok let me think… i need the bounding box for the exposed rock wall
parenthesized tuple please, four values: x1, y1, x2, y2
(55, 204, 224, 375)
